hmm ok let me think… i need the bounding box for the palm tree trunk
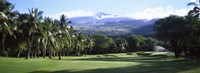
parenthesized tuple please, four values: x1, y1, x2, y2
(17, 50, 21, 58)
(58, 49, 62, 60)
(37, 53, 40, 58)
(49, 49, 52, 59)
(43, 49, 46, 58)
(62, 50, 65, 56)
(84, 49, 88, 57)
(37, 43, 40, 58)
(34, 52, 36, 58)
(66, 49, 70, 56)
(2, 34, 5, 56)
(89, 47, 92, 56)
(56, 52, 58, 56)
(53, 52, 56, 58)
(31, 52, 33, 58)
(77, 48, 80, 56)
(43, 39, 48, 58)
(26, 36, 34, 59)
(89, 49, 91, 56)
(105, 48, 108, 54)
(26, 50, 30, 59)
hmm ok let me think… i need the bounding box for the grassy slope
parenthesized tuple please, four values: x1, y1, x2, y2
(0, 52, 200, 73)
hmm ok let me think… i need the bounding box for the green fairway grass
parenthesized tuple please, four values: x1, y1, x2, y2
(0, 52, 200, 73)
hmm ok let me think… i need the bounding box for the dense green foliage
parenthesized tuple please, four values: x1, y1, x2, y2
(125, 35, 161, 52)
(1, 0, 200, 59)
(0, 0, 163, 58)
(90, 34, 159, 54)
(92, 34, 113, 54)
(1, 0, 200, 73)
(0, 0, 96, 59)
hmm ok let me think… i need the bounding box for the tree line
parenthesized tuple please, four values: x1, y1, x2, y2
(0, 0, 97, 59)
(2, 0, 199, 59)
(0, 0, 161, 59)
(91, 34, 161, 54)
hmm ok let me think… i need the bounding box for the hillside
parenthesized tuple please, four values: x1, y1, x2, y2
(69, 12, 158, 36)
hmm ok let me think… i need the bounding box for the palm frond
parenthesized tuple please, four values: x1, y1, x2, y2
(0, 12, 8, 20)
(188, 2, 198, 6)
(3, 22, 13, 35)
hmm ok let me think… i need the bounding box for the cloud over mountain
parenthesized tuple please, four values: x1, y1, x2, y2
(191, 0, 196, 2)
(124, 6, 189, 20)
(50, 10, 95, 19)
(50, 6, 190, 20)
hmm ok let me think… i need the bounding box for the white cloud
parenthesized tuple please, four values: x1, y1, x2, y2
(191, 0, 196, 2)
(49, 10, 95, 19)
(124, 6, 190, 20)
(49, 6, 190, 20)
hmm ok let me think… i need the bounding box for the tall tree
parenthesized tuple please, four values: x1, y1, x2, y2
(74, 32, 86, 56)
(56, 14, 72, 59)
(154, 15, 189, 58)
(188, 0, 200, 18)
(39, 17, 55, 59)
(84, 35, 95, 56)
(0, 0, 17, 56)
(25, 8, 43, 59)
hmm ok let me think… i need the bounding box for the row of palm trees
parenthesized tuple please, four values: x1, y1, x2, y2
(0, 0, 132, 59)
(0, 0, 95, 59)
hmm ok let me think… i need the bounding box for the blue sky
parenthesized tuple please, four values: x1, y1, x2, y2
(9, 0, 195, 19)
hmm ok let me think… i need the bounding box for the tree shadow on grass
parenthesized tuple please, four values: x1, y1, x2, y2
(30, 56, 200, 73)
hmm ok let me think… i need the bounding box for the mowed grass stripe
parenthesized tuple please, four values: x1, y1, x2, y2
(0, 52, 199, 73)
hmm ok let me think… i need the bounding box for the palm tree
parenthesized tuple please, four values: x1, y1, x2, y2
(66, 25, 74, 56)
(118, 39, 128, 53)
(74, 32, 86, 56)
(56, 14, 72, 59)
(188, 0, 200, 6)
(14, 13, 34, 58)
(188, 0, 200, 17)
(0, 12, 14, 56)
(0, 0, 92, 58)
(84, 35, 95, 56)
(25, 8, 43, 59)
(0, 0, 17, 56)
(39, 17, 58, 59)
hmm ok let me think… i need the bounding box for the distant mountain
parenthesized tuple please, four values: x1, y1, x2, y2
(68, 12, 158, 36)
